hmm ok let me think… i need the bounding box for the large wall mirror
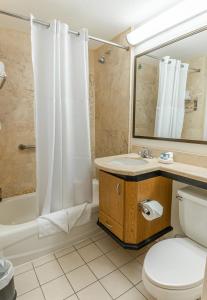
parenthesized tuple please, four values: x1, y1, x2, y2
(133, 28, 207, 144)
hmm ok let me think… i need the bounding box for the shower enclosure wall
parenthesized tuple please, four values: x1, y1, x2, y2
(0, 24, 99, 265)
(0, 15, 131, 264)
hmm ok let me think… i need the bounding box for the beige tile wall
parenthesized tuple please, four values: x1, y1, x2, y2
(0, 27, 36, 198)
(94, 30, 131, 158)
(0, 27, 97, 198)
(89, 50, 96, 176)
(131, 142, 207, 167)
(182, 56, 207, 140)
(0, 26, 131, 197)
(134, 60, 158, 136)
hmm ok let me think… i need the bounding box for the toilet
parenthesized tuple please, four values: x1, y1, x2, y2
(142, 186, 207, 300)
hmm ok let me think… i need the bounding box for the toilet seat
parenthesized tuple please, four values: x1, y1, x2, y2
(144, 238, 207, 290)
(142, 238, 207, 300)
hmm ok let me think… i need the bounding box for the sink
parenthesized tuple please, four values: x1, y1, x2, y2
(107, 157, 148, 167)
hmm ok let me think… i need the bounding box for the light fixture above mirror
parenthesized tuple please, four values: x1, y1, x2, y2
(127, 0, 207, 46)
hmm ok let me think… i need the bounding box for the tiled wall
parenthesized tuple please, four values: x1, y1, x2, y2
(134, 60, 158, 136)
(131, 143, 207, 167)
(0, 26, 131, 197)
(0, 27, 97, 198)
(89, 50, 96, 176)
(94, 30, 131, 158)
(182, 56, 207, 140)
(0, 27, 36, 198)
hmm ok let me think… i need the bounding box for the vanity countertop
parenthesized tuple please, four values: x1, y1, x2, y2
(95, 153, 207, 184)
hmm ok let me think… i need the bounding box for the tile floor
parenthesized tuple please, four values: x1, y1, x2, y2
(15, 230, 155, 300)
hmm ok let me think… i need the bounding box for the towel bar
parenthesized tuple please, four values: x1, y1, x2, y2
(18, 144, 35, 150)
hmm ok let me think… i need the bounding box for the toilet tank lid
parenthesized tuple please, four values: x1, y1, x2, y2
(177, 186, 207, 204)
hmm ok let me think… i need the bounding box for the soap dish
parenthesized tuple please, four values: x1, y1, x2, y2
(158, 158, 174, 164)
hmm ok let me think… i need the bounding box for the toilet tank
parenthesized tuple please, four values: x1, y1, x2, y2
(177, 186, 207, 247)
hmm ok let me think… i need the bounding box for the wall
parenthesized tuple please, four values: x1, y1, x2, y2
(94, 30, 131, 158)
(1, 26, 131, 197)
(0, 27, 35, 198)
(134, 60, 158, 136)
(0, 27, 96, 198)
(89, 50, 96, 175)
(125, 35, 207, 241)
(134, 55, 207, 141)
(132, 8, 207, 158)
(182, 56, 207, 140)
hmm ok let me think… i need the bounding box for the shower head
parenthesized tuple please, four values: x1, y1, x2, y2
(0, 62, 6, 89)
(98, 56, 105, 64)
(98, 49, 112, 64)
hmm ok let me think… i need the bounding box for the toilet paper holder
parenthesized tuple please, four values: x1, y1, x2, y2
(139, 200, 151, 215)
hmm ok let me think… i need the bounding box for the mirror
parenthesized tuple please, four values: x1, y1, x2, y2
(133, 29, 207, 143)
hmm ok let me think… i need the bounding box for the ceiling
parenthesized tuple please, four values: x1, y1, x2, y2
(0, 0, 182, 47)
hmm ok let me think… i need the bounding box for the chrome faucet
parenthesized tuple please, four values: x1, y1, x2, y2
(139, 147, 153, 159)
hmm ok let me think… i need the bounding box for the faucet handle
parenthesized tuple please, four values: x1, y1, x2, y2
(139, 147, 153, 159)
(147, 148, 153, 159)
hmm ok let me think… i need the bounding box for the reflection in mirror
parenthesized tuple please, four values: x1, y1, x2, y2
(134, 29, 207, 143)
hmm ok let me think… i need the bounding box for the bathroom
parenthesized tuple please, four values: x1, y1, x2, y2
(1, 0, 207, 299)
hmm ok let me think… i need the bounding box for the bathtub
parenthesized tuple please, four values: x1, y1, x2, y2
(0, 179, 99, 265)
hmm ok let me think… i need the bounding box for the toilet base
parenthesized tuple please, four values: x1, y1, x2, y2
(142, 269, 202, 300)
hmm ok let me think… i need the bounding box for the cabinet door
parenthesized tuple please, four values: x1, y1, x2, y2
(136, 176, 172, 242)
(124, 176, 172, 244)
(99, 171, 124, 225)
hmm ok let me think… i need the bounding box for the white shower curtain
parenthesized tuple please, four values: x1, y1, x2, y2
(154, 56, 189, 138)
(31, 18, 92, 215)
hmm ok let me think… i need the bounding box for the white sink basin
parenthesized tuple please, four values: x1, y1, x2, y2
(107, 157, 148, 167)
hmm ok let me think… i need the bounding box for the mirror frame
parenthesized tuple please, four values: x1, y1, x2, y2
(133, 24, 207, 144)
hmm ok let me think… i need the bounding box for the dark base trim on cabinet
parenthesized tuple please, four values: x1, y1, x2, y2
(161, 171, 207, 190)
(107, 170, 207, 190)
(97, 220, 173, 250)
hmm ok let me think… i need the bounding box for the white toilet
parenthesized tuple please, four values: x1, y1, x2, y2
(142, 186, 207, 300)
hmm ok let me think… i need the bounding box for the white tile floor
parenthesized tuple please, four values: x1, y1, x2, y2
(15, 230, 155, 300)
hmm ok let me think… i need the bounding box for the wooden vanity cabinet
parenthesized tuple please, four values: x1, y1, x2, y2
(99, 170, 172, 246)
(99, 171, 124, 240)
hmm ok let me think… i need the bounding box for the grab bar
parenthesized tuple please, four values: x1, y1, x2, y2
(18, 144, 36, 150)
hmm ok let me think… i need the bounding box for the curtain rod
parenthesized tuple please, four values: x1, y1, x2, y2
(146, 54, 200, 73)
(0, 9, 129, 51)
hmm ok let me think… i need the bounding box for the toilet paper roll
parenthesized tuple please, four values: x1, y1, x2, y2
(141, 200, 163, 221)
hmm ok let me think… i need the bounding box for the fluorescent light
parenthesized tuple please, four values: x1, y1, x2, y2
(127, 0, 207, 46)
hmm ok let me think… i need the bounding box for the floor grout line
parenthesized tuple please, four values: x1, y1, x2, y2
(80, 248, 136, 299)
(114, 286, 136, 300)
(135, 283, 149, 300)
(57, 257, 77, 299)
(32, 260, 47, 300)
(75, 246, 114, 299)
(15, 235, 145, 276)
(15, 233, 152, 300)
(16, 286, 40, 298)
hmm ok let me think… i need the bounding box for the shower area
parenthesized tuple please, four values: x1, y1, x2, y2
(0, 10, 131, 264)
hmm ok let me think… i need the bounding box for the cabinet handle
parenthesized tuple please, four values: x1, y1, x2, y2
(105, 222, 113, 229)
(116, 183, 121, 195)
